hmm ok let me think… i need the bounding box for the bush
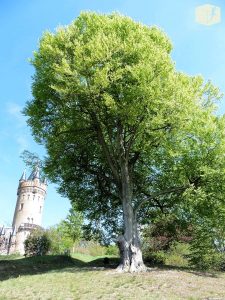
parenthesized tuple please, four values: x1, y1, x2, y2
(73, 240, 107, 256)
(46, 226, 73, 255)
(188, 247, 225, 270)
(165, 242, 190, 267)
(188, 225, 225, 271)
(105, 245, 119, 256)
(144, 251, 166, 265)
(142, 216, 192, 253)
(24, 229, 51, 256)
(88, 243, 106, 256)
(142, 215, 225, 271)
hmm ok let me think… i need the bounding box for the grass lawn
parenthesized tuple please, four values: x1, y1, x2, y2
(0, 254, 225, 300)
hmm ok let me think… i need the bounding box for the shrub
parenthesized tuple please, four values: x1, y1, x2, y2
(105, 245, 119, 256)
(24, 229, 51, 256)
(73, 240, 107, 256)
(88, 243, 106, 256)
(144, 251, 166, 265)
(46, 226, 73, 255)
(189, 249, 225, 270)
(188, 224, 225, 270)
(165, 242, 190, 267)
(45, 208, 83, 255)
(142, 215, 192, 253)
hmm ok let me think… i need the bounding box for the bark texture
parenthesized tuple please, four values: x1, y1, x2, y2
(117, 233, 147, 273)
(116, 129, 147, 272)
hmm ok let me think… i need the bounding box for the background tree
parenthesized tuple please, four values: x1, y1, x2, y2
(61, 205, 83, 243)
(47, 205, 83, 254)
(47, 223, 74, 254)
(24, 228, 51, 256)
(24, 12, 225, 272)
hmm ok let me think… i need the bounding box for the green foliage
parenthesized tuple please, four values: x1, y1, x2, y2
(165, 242, 190, 267)
(188, 224, 225, 270)
(189, 249, 225, 271)
(105, 245, 119, 256)
(62, 206, 83, 242)
(143, 251, 166, 265)
(82, 222, 117, 245)
(142, 214, 192, 253)
(143, 239, 189, 268)
(143, 213, 225, 270)
(46, 206, 83, 254)
(24, 229, 51, 256)
(87, 243, 106, 257)
(46, 225, 73, 254)
(73, 241, 106, 256)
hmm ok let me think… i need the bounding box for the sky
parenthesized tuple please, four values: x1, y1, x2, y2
(0, 0, 225, 228)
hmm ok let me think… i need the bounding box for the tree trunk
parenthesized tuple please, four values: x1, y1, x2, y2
(117, 233, 147, 272)
(117, 156, 147, 272)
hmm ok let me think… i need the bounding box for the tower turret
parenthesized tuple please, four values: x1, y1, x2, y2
(12, 166, 47, 254)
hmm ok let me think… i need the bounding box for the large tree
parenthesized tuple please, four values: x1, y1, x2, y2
(24, 12, 225, 272)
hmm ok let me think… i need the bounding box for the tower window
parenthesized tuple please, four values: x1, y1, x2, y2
(39, 206, 42, 213)
(27, 217, 30, 223)
(31, 218, 33, 224)
(28, 194, 30, 200)
(19, 203, 24, 211)
(33, 194, 35, 200)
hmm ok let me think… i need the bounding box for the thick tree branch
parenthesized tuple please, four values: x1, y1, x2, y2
(134, 185, 190, 214)
(150, 123, 172, 132)
(129, 151, 140, 166)
(92, 113, 120, 184)
(83, 76, 121, 184)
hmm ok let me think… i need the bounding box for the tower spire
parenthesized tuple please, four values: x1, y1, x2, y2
(19, 169, 26, 181)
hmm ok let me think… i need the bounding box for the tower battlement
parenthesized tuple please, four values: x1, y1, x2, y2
(17, 180, 47, 195)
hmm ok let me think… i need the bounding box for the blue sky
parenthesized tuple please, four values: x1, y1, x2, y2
(0, 0, 225, 228)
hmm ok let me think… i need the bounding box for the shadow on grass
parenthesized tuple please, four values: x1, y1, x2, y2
(0, 255, 220, 282)
(145, 262, 220, 278)
(0, 255, 120, 281)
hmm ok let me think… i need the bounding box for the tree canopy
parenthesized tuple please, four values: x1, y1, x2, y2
(24, 12, 225, 272)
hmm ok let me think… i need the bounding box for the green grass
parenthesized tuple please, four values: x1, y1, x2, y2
(0, 254, 225, 299)
(72, 252, 115, 263)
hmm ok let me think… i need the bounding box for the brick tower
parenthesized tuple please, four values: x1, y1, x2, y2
(12, 166, 47, 254)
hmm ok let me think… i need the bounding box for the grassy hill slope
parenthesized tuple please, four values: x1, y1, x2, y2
(0, 254, 225, 299)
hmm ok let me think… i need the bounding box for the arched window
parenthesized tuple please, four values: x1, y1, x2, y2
(27, 217, 30, 223)
(19, 203, 24, 211)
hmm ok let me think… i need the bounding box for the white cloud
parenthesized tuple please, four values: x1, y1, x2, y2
(195, 4, 221, 26)
(5, 103, 31, 153)
(6, 102, 26, 127)
(16, 134, 29, 153)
